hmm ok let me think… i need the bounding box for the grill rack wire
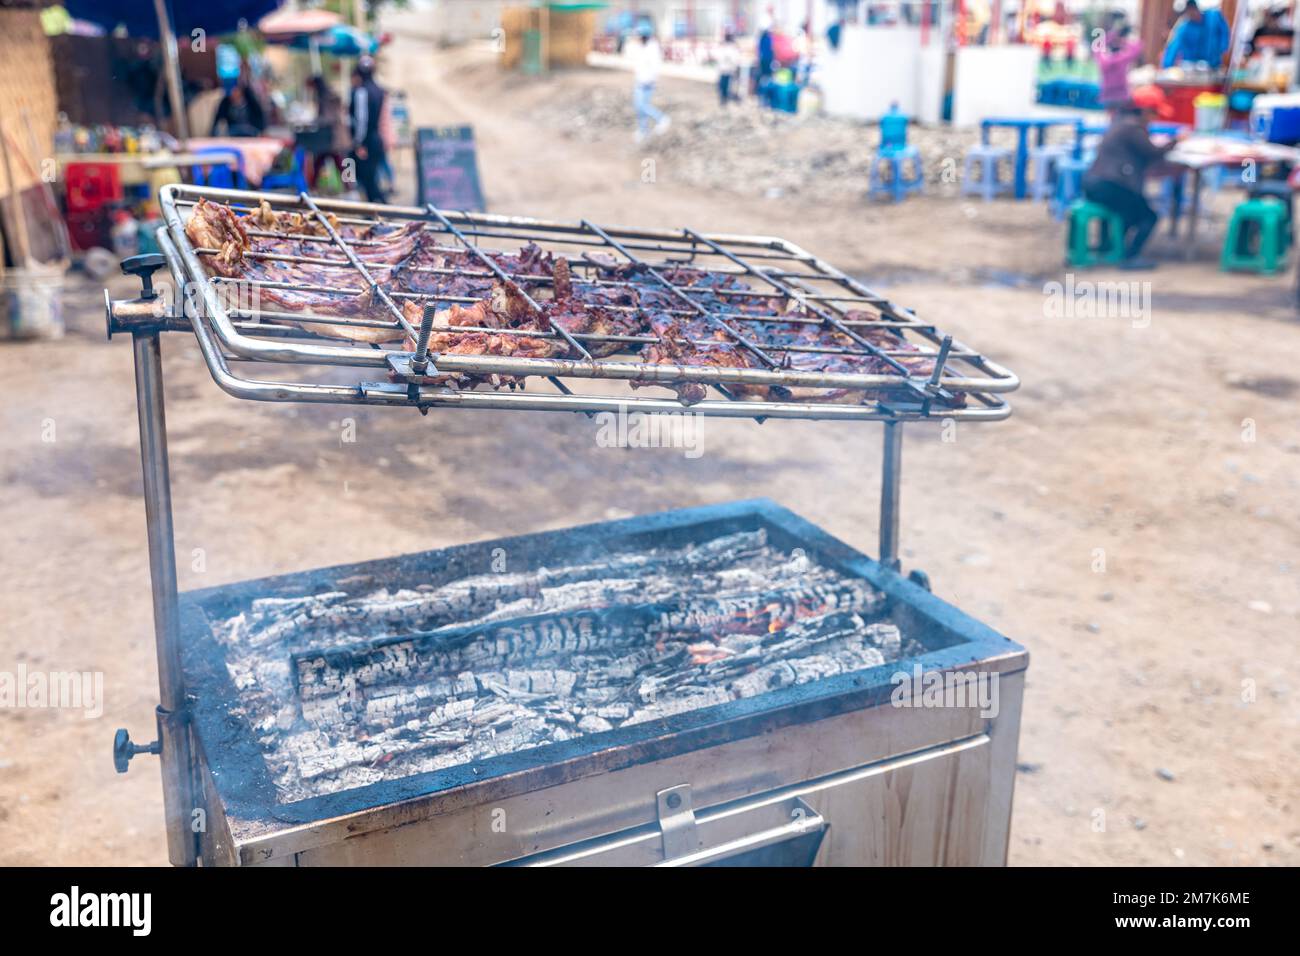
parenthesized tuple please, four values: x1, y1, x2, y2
(159, 184, 1018, 422)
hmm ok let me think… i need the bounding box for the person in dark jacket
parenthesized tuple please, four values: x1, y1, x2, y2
(213, 82, 267, 137)
(1082, 85, 1181, 269)
(348, 56, 388, 204)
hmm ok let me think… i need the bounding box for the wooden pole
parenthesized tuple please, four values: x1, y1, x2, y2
(153, 0, 191, 140)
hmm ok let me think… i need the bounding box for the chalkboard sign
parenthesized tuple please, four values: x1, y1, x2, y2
(414, 126, 486, 212)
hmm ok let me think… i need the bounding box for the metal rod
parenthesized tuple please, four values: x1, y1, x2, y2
(130, 331, 198, 866)
(927, 335, 954, 390)
(879, 421, 903, 571)
(423, 203, 594, 360)
(579, 219, 780, 368)
(683, 228, 931, 394)
(297, 192, 419, 340)
(411, 301, 437, 376)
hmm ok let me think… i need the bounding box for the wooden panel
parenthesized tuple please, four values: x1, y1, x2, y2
(276, 670, 1027, 867)
(0, 8, 57, 199)
(808, 737, 992, 865)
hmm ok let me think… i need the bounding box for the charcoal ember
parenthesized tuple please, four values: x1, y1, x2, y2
(730, 661, 800, 699)
(652, 579, 886, 635)
(477, 716, 552, 755)
(623, 686, 732, 725)
(453, 671, 477, 696)
(205, 528, 911, 802)
(864, 622, 902, 657)
(578, 715, 614, 734)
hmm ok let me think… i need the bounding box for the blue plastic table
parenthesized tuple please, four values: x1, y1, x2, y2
(1071, 121, 1192, 169)
(980, 116, 1085, 199)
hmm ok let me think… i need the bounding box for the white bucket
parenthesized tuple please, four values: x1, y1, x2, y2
(0, 266, 65, 340)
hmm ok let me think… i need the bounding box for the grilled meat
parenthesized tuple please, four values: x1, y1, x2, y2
(184, 200, 968, 405)
(633, 318, 755, 405)
(185, 198, 250, 275)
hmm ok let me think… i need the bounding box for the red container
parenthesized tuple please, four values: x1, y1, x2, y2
(65, 208, 108, 251)
(65, 162, 123, 213)
(1157, 82, 1219, 128)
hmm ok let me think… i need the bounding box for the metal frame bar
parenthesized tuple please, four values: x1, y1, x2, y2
(130, 329, 198, 867)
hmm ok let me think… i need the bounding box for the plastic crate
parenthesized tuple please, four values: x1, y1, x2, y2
(64, 162, 123, 213)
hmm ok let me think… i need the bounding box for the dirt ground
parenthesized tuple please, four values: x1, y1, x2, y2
(1, 32, 1297, 866)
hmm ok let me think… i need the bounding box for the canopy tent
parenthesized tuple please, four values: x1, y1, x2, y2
(64, 0, 281, 39)
(63, 0, 282, 140)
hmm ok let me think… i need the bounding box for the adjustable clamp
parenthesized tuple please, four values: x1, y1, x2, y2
(113, 727, 161, 774)
(106, 253, 187, 340)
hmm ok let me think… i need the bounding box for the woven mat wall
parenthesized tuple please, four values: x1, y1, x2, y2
(0, 8, 58, 199)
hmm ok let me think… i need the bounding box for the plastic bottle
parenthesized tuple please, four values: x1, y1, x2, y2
(110, 210, 140, 259)
(54, 113, 74, 155)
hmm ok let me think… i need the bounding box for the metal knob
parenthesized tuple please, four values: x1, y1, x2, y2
(120, 253, 167, 301)
(113, 728, 160, 774)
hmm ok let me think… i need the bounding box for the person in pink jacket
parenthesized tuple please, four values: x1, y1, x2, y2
(1097, 25, 1143, 110)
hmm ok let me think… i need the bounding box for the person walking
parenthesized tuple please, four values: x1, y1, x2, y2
(716, 30, 741, 106)
(1082, 85, 1181, 269)
(630, 24, 670, 143)
(348, 56, 389, 204)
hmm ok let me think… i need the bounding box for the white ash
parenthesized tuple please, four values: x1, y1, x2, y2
(205, 529, 914, 801)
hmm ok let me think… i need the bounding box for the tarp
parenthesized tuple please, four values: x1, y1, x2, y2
(64, 0, 282, 39)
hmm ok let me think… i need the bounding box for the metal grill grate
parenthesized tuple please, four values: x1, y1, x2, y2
(159, 184, 1018, 422)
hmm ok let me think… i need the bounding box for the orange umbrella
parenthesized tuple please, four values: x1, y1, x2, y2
(257, 7, 342, 41)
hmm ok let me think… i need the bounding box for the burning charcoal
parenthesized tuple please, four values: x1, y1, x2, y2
(578, 715, 614, 734)
(864, 622, 902, 657)
(623, 686, 732, 726)
(453, 671, 476, 697)
(636, 676, 663, 704)
(730, 662, 799, 699)
(203, 527, 914, 801)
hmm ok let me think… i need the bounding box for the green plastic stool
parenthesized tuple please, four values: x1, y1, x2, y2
(1221, 198, 1289, 275)
(1066, 201, 1126, 267)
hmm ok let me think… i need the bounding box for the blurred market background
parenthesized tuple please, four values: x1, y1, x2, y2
(0, 0, 1296, 866)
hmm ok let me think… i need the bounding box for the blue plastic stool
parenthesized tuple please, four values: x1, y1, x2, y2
(961, 145, 1012, 200)
(190, 147, 247, 189)
(1028, 143, 1070, 202)
(869, 145, 923, 202)
(1050, 156, 1090, 220)
(261, 147, 310, 194)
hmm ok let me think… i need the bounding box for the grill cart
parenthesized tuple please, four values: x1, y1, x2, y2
(106, 185, 1026, 866)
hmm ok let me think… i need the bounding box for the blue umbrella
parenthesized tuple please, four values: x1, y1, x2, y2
(284, 24, 379, 58)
